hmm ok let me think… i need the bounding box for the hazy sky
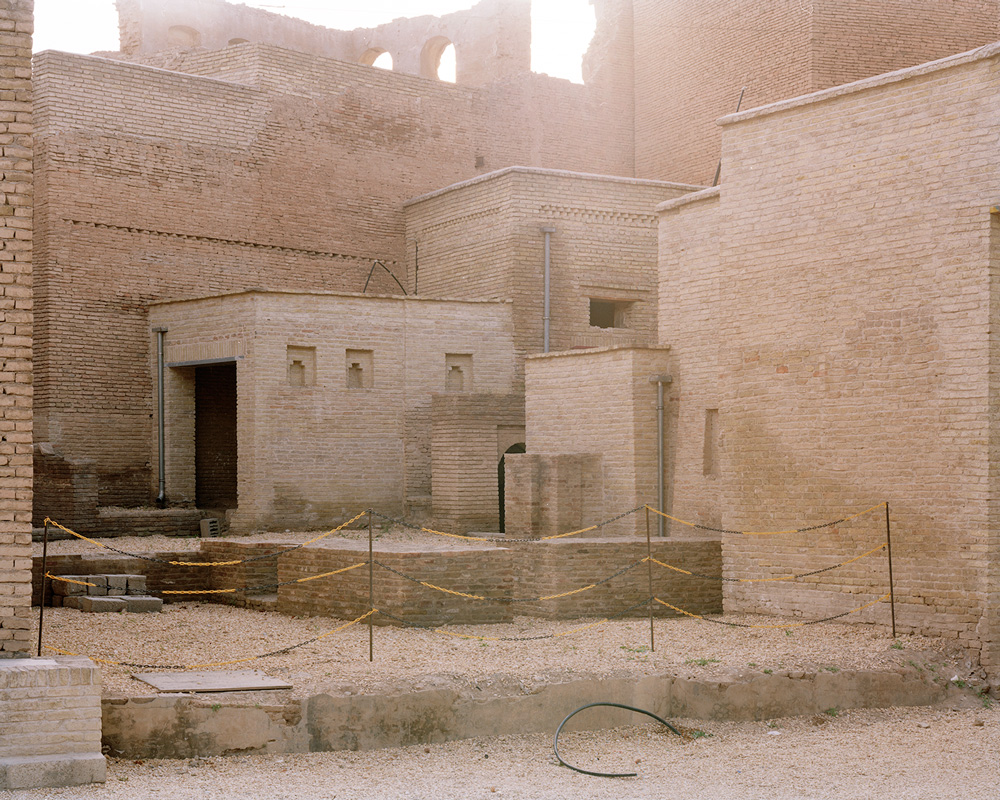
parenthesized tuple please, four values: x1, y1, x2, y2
(33, 0, 597, 82)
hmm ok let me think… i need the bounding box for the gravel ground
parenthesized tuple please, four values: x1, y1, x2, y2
(7, 705, 1000, 799)
(33, 531, 985, 698)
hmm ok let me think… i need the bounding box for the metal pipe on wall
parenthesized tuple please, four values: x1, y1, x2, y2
(649, 375, 672, 536)
(541, 227, 556, 353)
(154, 327, 167, 507)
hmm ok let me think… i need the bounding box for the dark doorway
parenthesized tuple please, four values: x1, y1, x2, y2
(498, 442, 526, 533)
(195, 362, 238, 509)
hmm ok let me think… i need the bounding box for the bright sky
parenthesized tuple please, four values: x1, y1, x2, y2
(32, 0, 597, 83)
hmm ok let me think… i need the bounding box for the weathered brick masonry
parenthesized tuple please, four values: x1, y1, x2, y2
(659, 45, 1000, 668)
(0, 0, 32, 659)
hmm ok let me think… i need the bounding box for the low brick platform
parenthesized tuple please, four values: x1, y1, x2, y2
(0, 657, 106, 789)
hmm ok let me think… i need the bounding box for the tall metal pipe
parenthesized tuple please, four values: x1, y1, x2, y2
(154, 327, 167, 507)
(541, 227, 556, 353)
(650, 375, 672, 536)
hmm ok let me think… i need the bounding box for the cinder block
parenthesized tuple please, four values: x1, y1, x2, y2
(106, 576, 127, 596)
(124, 596, 162, 613)
(125, 576, 146, 596)
(76, 597, 125, 613)
(85, 577, 108, 597)
(61, 597, 83, 610)
(50, 577, 87, 597)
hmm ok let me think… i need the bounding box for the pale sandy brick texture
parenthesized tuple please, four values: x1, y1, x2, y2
(659, 46, 1000, 668)
(0, 0, 32, 658)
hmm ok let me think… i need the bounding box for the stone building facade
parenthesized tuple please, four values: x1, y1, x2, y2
(8, 0, 1000, 676)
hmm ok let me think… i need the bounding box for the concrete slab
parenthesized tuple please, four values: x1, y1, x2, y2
(124, 595, 163, 613)
(134, 670, 293, 693)
(77, 596, 126, 613)
(0, 753, 106, 790)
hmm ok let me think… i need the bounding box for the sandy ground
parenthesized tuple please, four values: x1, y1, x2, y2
(6, 705, 1000, 799)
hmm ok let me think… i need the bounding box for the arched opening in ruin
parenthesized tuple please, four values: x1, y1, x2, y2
(361, 48, 394, 71)
(498, 442, 526, 534)
(228, 37, 249, 46)
(421, 36, 456, 82)
(167, 25, 202, 48)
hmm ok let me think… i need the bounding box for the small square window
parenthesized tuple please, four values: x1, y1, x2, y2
(589, 299, 631, 329)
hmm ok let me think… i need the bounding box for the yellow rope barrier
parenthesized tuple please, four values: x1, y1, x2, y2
(43, 510, 369, 567)
(653, 594, 891, 629)
(44, 608, 378, 670)
(45, 573, 96, 587)
(646, 543, 887, 584)
(644, 501, 886, 536)
(419, 526, 491, 542)
(161, 561, 368, 594)
(295, 562, 367, 583)
(540, 524, 599, 541)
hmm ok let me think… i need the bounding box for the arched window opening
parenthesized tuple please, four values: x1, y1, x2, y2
(361, 48, 393, 71)
(421, 36, 456, 82)
(228, 37, 249, 46)
(167, 25, 201, 48)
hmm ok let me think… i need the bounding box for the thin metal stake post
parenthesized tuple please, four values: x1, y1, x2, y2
(885, 501, 896, 638)
(368, 509, 374, 662)
(37, 522, 49, 657)
(645, 505, 655, 652)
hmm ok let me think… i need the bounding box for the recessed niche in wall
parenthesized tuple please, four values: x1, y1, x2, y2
(703, 408, 720, 477)
(346, 349, 375, 389)
(445, 353, 473, 392)
(287, 346, 316, 387)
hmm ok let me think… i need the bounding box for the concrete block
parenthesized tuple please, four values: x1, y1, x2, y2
(124, 596, 162, 613)
(76, 597, 125, 613)
(85, 577, 108, 597)
(0, 753, 106, 789)
(61, 596, 82, 610)
(50, 577, 87, 597)
(126, 576, 146, 596)
(106, 576, 127, 596)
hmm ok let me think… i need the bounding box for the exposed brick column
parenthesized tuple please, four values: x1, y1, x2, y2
(0, 0, 33, 658)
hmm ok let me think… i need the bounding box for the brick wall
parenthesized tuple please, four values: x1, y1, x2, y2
(659, 45, 1000, 667)
(0, 657, 105, 788)
(149, 291, 516, 532)
(632, 0, 1000, 186)
(513, 346, 673, 537)
(33, 42, 635, 511)
(406, 168, 698, 382)
(0, 0, 32, 658)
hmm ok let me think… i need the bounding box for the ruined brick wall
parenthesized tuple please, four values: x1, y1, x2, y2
(149, 291, 515, 532)
(0, 0, 32, 658)
(406, 168, 698, 381)
(515, 347, 672, 537)
(33, 46, 634, 511)
(633, 0, 1000, 186)
(114, 0, 531, 88)
(660, 46, 1000, 665)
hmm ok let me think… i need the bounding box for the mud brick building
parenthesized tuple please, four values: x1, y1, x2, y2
(0, 0, 997, 680)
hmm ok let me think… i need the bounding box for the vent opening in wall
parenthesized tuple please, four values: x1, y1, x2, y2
(589, 299, 632, 329)
(346, 349, 375, 389)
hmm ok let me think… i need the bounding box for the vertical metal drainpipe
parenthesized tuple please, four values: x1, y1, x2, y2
(650, 375, 672, 536)
(541, 227, 555, 353)
(154, 327, 167, 507)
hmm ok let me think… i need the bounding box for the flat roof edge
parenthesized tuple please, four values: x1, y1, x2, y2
(656, 186, 721, 214)
(148, 288, 513, 306)
(720, 40, 1000, 127)
(404, 166, 704, 207)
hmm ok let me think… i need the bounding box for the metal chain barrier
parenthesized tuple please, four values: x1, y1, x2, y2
(645, 501, 886, 536)
(372, 557, 647, 603)
(653, 594, 891, 629)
